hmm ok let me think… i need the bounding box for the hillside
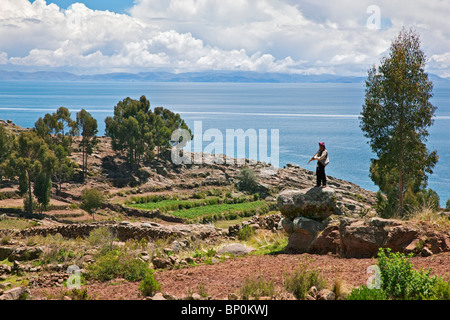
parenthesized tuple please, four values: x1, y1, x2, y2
(0, 120, 449, 301)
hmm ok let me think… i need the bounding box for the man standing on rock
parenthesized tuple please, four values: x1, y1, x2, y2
(309, 142, 329, 188)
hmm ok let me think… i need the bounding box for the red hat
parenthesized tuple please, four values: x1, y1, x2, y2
(319, 142, 325, 146)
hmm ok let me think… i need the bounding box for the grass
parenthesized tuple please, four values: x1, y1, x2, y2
(284, 257, 327, 299)
(240, 275, 276, 300)
(245, 230, 288, 255)
(409, 205, 450, 230)
(168, 201, 267, 220)
(130, 198, 211, 211)
(214, 216, 250, 229)
(0, 218, 39, 230)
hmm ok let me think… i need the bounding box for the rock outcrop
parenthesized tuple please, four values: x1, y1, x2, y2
(278, 187, 337, 221)
(278, 187, 337, 252)
(278, 188, 450, 258)
(336, 217, 450, 258)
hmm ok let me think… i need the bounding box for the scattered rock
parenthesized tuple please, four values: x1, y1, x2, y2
(421, 247, 433, 257)
(228, 293, 239, 300)
(0, 287, 29, 300)
(8, 246, 43, 262)
(217, 243, 255, 256)
(316, 289, 335, 300)
(151, 293, 166, 300)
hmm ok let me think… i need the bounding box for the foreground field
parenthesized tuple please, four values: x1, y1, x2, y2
(30, 251, 450, 300)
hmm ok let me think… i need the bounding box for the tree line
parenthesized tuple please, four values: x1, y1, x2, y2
(0, 95, 191, 215)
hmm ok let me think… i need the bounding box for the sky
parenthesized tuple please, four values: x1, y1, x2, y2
(1, 0, 450, 76)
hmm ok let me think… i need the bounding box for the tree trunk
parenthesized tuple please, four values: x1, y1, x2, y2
(27, 170, 33, 215)
(398, 170, 404, 217)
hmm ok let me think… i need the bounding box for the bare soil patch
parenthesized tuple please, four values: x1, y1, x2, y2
(31, 252, 450, 300)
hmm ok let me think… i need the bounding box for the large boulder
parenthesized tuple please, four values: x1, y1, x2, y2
(310, 223, 341, 255)
(0, 247, 14, 261)
(339, 217, 420, 258)
(277, 187, 337, 221)
(282, 216, 325, 252)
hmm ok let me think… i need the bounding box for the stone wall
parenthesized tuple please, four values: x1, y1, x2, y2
(18, 221, 222, 242)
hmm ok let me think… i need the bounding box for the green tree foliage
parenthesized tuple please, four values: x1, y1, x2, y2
(76, 109, 98, 181)
(5, 131, 56, 214)
(80, 188, 105, 221)
(54, 144, 75, 193)
(360, 28, 438, 217)
(377, 248, 438, 300)
(34, 106, 76, 154)
(0, 124, 14, 185)
(105, 96, 192, 168)
(236, 167, 259, 193)
(105, 96, 155, 168)
(153, 106, 191, 156)
(34, 107, 77, 191)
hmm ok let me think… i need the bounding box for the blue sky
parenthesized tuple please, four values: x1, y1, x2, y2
(2, 0, 450, 76)
(34, 0, 135, 13)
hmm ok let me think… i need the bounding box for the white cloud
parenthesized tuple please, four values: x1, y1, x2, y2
(0, 0, 449, 76)
(0, 52, 7, 64)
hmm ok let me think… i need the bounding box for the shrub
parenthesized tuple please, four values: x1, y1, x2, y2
(284, 261, 327, 299)
(240, 275, 275, 300)
(446, 199, 450, 211)
(434, 277, 450, 300)
(377, 248, 438, 300)
(347, 285, 387, 300)
(237, 224, 255, 241)
(87, 227, 117, 253)
(80, 188, 105, 220)
(64, 288, 91, 300)
(139, 270, 161, 297)
(236, 167, 258, 193)
(86, 248, 150, 282)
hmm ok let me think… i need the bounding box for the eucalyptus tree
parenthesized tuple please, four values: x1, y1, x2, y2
(360, 28, 438, 217)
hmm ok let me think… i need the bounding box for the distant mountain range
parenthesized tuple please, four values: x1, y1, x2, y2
(0, 70, 448, 83)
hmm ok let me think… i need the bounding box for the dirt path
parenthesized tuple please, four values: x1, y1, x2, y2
(31, 252, 450, 300)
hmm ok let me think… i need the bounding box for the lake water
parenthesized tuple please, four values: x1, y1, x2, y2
(1, 80, 449, 206)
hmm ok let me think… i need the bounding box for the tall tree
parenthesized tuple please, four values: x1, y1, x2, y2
(0, 125, 13, 185)
(360, 28, 438, 217)
(76, 109, 98, 181)
(5, 131, 56, 214)
(153, 107, 191, 157)
(105, 96, 155, 168)
(35, 107, 76, 152)
(54, 144, 75, 193)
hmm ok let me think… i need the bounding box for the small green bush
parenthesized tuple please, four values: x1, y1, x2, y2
(139, 271, 161, 297)
(347, 285, 387, 300)
(65, 288, 90, 300)
(236, 167, 258, 193)
(284, 262, 327, 299)
(434, 278, 450, 300)
(237, 224, 255, 241)
(86, 248, 150, 282)
(87, 227, 117, 253)
(446, 199, 450, 211)
(240, 275, 275, 300)
(378, 248, 438, 300)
